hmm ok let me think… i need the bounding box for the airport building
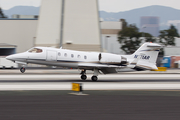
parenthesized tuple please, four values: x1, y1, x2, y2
(0, 18, 123, 54)
(140, 16, 159, 37)
(0, 19, 37, 53)
(0, 0, 123, 54)
(164, 38, 180, 56)
(100, 20, 124, 54)
(0, 16, 123, 68)
(36, 0, 101, 52)
(0, 0, 102, 53)
(12, 14, 38, 19)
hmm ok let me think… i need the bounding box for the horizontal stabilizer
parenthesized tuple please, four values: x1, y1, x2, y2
(135, 62, 158, 70)
(147, 43, 161, 47)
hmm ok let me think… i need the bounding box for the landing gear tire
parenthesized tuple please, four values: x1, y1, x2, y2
(20, 67, 26, 73)
(91, 76, 98, 81)
(81, 75, 87, 80)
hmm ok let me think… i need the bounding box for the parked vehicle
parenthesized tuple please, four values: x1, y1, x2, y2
(0, 58, 18, 69)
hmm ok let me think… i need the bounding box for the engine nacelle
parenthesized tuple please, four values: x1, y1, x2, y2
(98, 53, 127, 65)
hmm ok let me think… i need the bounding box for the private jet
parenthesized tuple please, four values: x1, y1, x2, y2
(6, 42, 161, 81)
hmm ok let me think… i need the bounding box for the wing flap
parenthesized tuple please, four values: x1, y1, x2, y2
(100, 68, 117, 74)
(78, 63, 118, 74)
(78, 63, 119, 68)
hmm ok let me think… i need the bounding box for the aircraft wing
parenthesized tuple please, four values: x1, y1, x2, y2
(78, 63, 118, 74)
(78, 63, 119, 68)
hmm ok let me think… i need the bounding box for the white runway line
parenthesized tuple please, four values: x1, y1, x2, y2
(0, 74, 180, 80)
(83, 82, 180, 90)
(0, 83, 71, 90)
(0, 74, 180, 90)
(0, 82, 180, 90)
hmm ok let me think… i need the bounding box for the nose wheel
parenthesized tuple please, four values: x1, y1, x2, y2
(80, 69, 87, 80)
(20, 67, 26, 73)
(81, 75, 87, 80)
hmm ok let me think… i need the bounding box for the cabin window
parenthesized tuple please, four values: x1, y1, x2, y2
(78, 55, 81, 58)
(84, 56, 87, 59)
(28, 48, 43, 53)
(58, 52, 61, 56)
(71, 54, 74, 58)
(64, 53, 67, 57)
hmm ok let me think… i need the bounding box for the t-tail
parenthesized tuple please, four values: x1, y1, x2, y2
(126, 42, 161, 71)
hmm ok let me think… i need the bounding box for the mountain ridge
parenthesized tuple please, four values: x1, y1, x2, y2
(3, 6, 40, 18)
(2, 5, 180, 30)
(100, 5, 180, 29)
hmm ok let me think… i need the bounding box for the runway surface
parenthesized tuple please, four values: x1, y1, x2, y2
(1, 90, 180, 120)
(1, 70, 180, 119)
(0, 73, 180, 90)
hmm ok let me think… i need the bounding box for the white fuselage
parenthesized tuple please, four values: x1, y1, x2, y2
(6, 42, 162, 74)
(5, 42, 161, 81)
(6, 47, 126, 69)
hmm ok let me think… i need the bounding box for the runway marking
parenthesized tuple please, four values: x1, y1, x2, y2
(0, 74, 180, 90)
(0, 74, 180, 80)
(0, 82, 179, 90)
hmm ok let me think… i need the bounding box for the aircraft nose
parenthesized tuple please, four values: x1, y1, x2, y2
(6, 55, 13, 60)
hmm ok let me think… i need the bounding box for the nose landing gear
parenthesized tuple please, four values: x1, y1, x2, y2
(81, 75, 87, 80)
(80, 70, 87, 80)
(20, 67, 26, 73)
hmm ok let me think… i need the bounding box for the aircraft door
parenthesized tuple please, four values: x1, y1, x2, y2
(46, 50, 57, 61)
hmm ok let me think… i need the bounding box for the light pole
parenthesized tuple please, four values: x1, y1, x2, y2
(142, 25, 146, 37)
(33, 37, 36, 47)
(105, 36, 110, 52)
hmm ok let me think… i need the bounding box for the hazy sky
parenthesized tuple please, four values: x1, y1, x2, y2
(0, 0, 180, 12)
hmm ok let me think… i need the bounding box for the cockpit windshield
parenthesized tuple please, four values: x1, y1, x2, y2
(28, 48, 43, 53)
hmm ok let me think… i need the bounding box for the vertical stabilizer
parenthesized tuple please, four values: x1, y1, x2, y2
(132, 42, 161, 64)
(126, 42, 162, 70)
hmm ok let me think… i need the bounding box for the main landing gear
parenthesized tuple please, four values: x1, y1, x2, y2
(20, 67, 26, 73)
(91, 69, 98, 81)
(91, 76, 98, 81)
(80, 69, 99, 81)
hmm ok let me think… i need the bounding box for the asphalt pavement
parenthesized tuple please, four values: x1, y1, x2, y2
(0, 69, 180, 120)
(0, 90, 180, 120)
